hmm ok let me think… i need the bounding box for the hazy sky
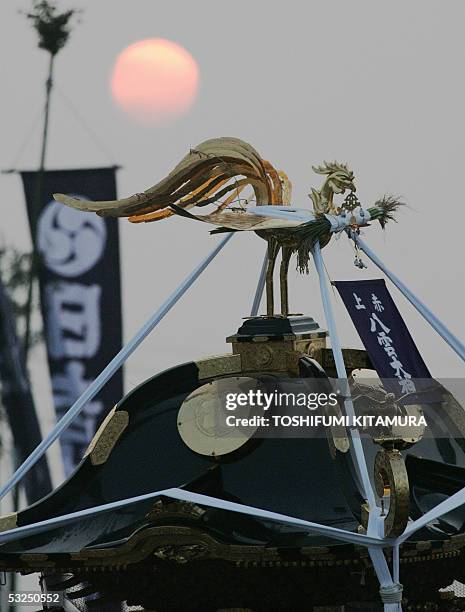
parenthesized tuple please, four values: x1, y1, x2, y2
(0, 1, 464, 485)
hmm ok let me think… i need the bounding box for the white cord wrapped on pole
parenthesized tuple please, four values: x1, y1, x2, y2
(380, 584, 403, 605)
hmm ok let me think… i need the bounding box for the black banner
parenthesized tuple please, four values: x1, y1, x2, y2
(0, 276, 52, 502)
(334, 279, 436, 402)
(21, 168, 123, 475)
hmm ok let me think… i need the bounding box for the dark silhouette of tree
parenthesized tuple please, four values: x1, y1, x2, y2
(24, 0, 80, 56)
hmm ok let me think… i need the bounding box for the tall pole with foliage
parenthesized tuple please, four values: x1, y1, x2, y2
(6, 5, 79, 610)
(23, 0, 79, 360)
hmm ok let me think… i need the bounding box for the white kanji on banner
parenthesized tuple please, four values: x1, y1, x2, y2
(52, 360, 103, 472)
(45, 282, 101, 359)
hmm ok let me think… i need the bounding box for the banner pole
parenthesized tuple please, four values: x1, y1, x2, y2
(23, 53, 55, 363)
(351, 232, 465, 363)
(0, 233, 234, 502)
(22, 2, 80, 364)
(250, 250, 268, 316)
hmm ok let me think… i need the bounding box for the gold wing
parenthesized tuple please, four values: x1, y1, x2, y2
(54, 137, 292, 231)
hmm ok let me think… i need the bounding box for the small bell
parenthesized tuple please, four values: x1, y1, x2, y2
(354, 254, 367, 269)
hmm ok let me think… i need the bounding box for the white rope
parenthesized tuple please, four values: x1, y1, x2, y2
(348, 231, 465, 562)
(367, 505, 384, 538)
(312, 241, 376, 509)
(393, 543, 400, 583)
(350, 232, 465, 363)
(396, 482, 465, 543)
(370, 548, 403, 611)
(0, 487, 387, 548)
(250, 249, 268, 316)
(0, 233, 235, 502)
(313, 241, 403, 611)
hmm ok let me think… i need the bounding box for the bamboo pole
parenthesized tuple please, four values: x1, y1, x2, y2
(23, 53, 55, 361)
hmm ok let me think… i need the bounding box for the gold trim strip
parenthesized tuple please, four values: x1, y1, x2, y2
(196, 354, 242, 380)
(0, 512, 17, 533)
(84, 408, 129, 466)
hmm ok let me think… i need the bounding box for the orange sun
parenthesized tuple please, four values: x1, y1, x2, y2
(110, 38, 199, 125)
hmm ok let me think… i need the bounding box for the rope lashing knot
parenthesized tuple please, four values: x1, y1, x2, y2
(324, 208, 372, 233)
(380, 583, 403, 603)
